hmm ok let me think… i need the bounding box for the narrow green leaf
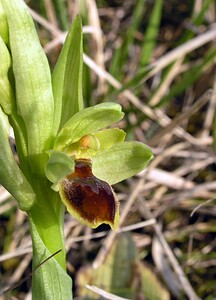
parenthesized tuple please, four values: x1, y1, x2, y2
(139, 263, 170, 300)
(2, 0, 54, 175)
(179, 0, 212, 43)
(54, 102, 124, 151)
(0, 107, 36, 211)
(109, 0, 146, 80)
(52, 0, 68, 30)
(52, 15, 83, 133)
(140, 0, 162, 66)
(93, 141, 153, 185)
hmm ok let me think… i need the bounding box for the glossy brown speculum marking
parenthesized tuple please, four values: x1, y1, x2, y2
(60, 159, 118, 228)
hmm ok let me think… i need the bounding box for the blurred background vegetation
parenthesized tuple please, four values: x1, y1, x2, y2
(0, 0, 216, 299)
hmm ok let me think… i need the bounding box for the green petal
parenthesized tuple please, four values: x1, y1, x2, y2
(52, 15, 83, 133)
(45, 150, 75, 191)
(94, 128, 126, 151)
(54, 102, 124, 151)
(92, 141, 154, 185)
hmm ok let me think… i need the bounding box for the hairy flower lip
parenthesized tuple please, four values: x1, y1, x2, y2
(59, 158, 119, 229)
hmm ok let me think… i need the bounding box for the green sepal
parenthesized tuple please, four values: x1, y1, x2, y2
(45, 150, 75, 191)
(52, 15, 83, 134)
(0, 36, 14, 114)
(92, 141, 153, 185)
(94, 128, 126, 151)
(0, 107, 36, 211)
(54, 102, 124, 151)
(2, 0, 54, 175)
(0, 0, 9, 44)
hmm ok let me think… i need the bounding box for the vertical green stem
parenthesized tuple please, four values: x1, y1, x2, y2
(28, 185, 72, 299)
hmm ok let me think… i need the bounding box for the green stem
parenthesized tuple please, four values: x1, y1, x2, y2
(28, 187, 72, 299)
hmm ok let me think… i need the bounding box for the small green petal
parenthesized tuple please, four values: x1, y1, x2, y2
(92, 141, 154, 185)
(45, 150, 75, 191)
(54, 102, 124, 151)
(93, 128, 126, 151)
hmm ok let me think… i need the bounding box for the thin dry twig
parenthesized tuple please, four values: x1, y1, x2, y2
(190, 198, 216, 217)
(149, 57, 184, 106)
(202, 74, 216, 136)
(85, 0, 106, 95)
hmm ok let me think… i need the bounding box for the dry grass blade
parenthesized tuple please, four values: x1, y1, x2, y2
(85, 0, 106, 95)
(86, 285, 130, 300)
(149, 57, 184, 106)
(202, 74, 216, 136)
(190, 198, 216, 217)
(147, 25, 216, 81)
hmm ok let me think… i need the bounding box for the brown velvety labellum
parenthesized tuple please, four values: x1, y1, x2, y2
(61, 159, 118, 228)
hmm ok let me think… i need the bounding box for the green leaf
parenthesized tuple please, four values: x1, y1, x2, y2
(94, 128, 126, 151)
(52, 0, 68, 31)
(92, 141, 153, 185)
(2, 0, 54, 175)
(54, 102, 124, 151)
(139, 262, 170, 300)
(0, 36, 14, 114)
(45, 150, 75, 190)
(0, 107, 36, 211)
(52, 15, 83, 133)
(76, 233, 137, 299)
(108, 0, 146, 81)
